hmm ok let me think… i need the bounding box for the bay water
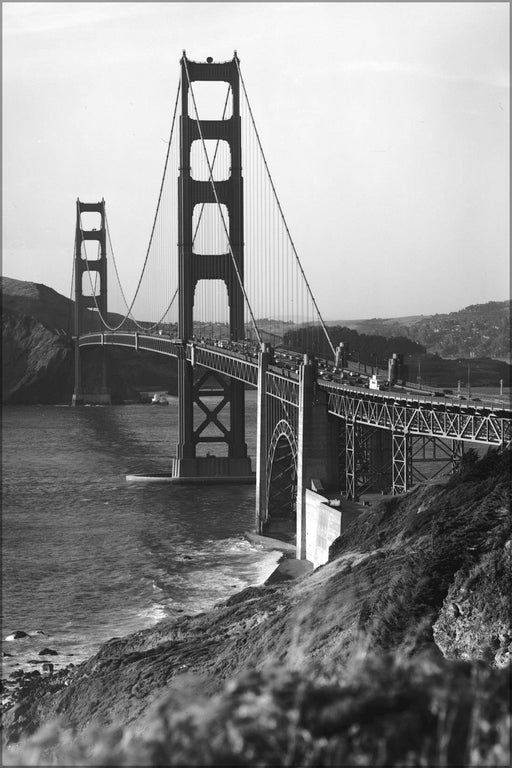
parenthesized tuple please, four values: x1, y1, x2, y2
(2, 391, 281, 675)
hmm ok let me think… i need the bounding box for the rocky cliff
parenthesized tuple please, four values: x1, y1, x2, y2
(3, 449, 510, 766)
(1, 277, 177, 403)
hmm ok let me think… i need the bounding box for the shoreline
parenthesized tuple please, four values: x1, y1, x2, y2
(1, 532, 294, 718)
(243, 530, 316, 584)
(2, 450, 510, 762)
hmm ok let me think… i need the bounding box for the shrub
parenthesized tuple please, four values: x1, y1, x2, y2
(3, 654, 509, 766)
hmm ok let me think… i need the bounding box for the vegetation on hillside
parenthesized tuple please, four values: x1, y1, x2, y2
(341, 301, 511, 361)
(407, 301, 510, 359)
(282, 324, 511, 386)
(283, 324, 426, 365)
(4, 653, 509, 766)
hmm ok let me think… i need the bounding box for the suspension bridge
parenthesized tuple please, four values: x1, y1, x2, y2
(72, 53, 512, 563)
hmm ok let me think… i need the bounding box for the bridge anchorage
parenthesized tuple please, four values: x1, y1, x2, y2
(73, 53, 512, 564)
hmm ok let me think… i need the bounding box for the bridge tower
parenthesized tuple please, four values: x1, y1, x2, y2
(172, 53, 252, 479)
(72, 199, 110, 406)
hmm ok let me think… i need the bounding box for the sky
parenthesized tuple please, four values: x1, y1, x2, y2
(2, 2, 509, 320)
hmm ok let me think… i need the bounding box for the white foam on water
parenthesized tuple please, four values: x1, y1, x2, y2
(248, 548, 284, 584)
(136, 603, 168, 625)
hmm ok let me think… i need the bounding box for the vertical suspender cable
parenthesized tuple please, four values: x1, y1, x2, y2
(80, 81, 181, 332)
(184, 59, 262, 347)
(236, 60, 335, 359)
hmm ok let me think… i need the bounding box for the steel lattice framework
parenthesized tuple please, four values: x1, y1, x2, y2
(322, 385, 511, 446)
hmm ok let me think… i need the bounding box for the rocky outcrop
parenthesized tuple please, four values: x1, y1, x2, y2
(2, 307, 74, 403)
(2, 277, 178, 403)
(1, 277, 76, 333)
(433, 528, 511, 667)
(4, 631, 31, 641)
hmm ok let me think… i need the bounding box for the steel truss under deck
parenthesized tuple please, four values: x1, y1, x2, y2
(345, 422, 389, 500)
(78, 332, 511, 496)
(324, 387, 511, 446)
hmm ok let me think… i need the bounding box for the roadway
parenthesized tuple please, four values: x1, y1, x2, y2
(78, 331, 511, 419)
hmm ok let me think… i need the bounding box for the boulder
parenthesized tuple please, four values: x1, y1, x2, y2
(38, 648, 58, 656)
(4, 631, 29, 641)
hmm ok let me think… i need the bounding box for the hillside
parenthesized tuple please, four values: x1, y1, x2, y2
(329, 301, 511, 361)
(1, 277, 177, 403)
(283, 325, 510, 387)
(3, 449, 510, 766)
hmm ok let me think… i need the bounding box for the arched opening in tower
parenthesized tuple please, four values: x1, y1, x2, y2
(266, 433, 297, 542)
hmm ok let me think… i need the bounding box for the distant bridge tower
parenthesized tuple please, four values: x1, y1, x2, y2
(172, 53, 252, 479)
(72, 199, 110, 406)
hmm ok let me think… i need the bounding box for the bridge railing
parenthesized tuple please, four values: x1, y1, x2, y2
(77, 333, 103, 346)
(190, 344, 259, 386)
(104, 332, 140, 348)
(317, 379, 511, 416)
(137, 334, 182, 357)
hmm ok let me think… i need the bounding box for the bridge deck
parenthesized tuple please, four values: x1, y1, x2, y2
(78, 331, 511, 446)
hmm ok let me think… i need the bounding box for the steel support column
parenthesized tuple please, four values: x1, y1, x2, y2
(392, 432, 412, 494)
(173, 53, 250, 477)
(255, 343, 271, 532)
(296, 356, 314, 559)
(451, 439, 465, 474)
(72, 199, 108, 406)
(346, 421, 357, 501)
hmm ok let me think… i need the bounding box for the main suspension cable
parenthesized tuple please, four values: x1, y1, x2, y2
(124, 79, 181, 323)
(79, 80, 182, 332)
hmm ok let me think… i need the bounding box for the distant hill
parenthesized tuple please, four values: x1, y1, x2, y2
(1, 276, 76, 334)
(283, 324, 427, 365)
(1, 276, 142, 335)
(327, 301, 511, 362)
